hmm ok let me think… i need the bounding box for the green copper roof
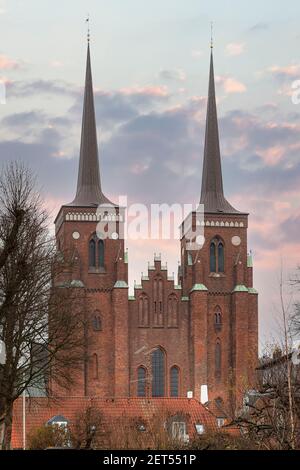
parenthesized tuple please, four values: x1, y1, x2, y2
(70, 280, 85, 288)
(114, 280, 128, 289)
(248, 287, 258, 294)
(128, 295, 136, 301)
(190, 284, 208, 293)
(56, 279, 85, 288)
(232, 285, 248, 293)
(247, 254, 253, 268)
(181, 296, 189, 302)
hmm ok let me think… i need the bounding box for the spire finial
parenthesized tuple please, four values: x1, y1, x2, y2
(210, 21, 213, 50)
(86, 14, 90, 44)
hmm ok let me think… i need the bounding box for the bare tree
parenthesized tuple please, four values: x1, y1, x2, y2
(232, 265, 300, 449)
(71, 406, 106, 449)
(279, 265, 296, 448)
(0, 163, 86, 449)
(233, 344, 300, 449)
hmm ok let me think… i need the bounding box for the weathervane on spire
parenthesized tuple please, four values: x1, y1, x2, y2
(210, 21, 214, 49)
(86, 14, 90, 43)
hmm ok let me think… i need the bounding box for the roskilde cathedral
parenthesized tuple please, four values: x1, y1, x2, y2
(52, 41, 258, 417)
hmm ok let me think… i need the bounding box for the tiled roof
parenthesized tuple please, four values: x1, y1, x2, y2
(12, 397, 217, 449)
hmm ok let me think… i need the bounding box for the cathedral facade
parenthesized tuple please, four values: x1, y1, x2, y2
(53, 42, 258, 417)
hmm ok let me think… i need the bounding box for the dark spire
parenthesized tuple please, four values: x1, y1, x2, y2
(69, 43, 112, 207)
(200, 50, 239, 214)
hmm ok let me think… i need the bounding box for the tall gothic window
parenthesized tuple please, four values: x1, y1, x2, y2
(210, 238, 225, 273)
(89, 239, 96, 267)
(92, 353, 98, 380)
(168, 294, 178, 327)
(152, 348, 165, 397)
(89, 235, 105, 269)
(215, 341, 221, 378)
(153, 278, 164, 326)
(138, 294, 149, 327)
(210, 242, 216, 272)
(137, 366, 147, 397)
(170, 366, 179, 397)
(92, 312, 102, 331)
(98, 239, 105, 268)
(214, 308, 222, 332)
(218, 242, 224, 273)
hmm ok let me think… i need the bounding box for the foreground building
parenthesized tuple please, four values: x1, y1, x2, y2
(12, 397, 218, 449)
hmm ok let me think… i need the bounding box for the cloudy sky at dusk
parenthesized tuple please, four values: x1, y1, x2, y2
(1, 0, 300, 349)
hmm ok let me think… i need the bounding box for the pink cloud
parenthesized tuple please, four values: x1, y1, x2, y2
(225, 42, 245, 56)
(269, 64, 300, 78)
(130, 161, 151, 175)
(0, 54, 19, 70)
(223, 77, 246, 93)
(256, 145, 285, 166)
(127, 238, 179, 293)
(216, 75, 246, 94)
(120, 85, 169, 98)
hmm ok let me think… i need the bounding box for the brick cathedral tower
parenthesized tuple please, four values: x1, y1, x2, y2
(179, 48, 258, 414)
(54, 41, 129, 398)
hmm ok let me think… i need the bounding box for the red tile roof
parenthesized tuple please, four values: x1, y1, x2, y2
(12, 397, 217, 449)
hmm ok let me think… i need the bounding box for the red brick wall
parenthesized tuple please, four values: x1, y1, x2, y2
(52, 206, 258, 415)
(128, 259, 191, 398)
(52, 207, 128, 398)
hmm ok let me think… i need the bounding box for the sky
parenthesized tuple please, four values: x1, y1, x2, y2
(1, 0, 300, 350)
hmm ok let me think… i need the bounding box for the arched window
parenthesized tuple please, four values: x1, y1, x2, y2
(138, 295, 149, 327)
(92, 314, 102, 331)
(139, 296, 144, 324)
(153, 278, 164, 326)
(98, 239, 105, 268)
(214, 308, 222, 331)
(143, 296, 149, 326)
(215, 341, 221, 378)
(170, 366, 179, 397)
(151, 348, 165, 397)
(89, 239, 96, 267)
(92, 353, 98, 379)
(153, 279, 158, 323)
(210, 238, 225, 273)
(218, 242, 224, 273)
(210, 242, 216, 272)
(137, 366, 147, 397)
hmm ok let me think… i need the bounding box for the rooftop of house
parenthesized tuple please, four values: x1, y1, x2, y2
(12, 397, 218, 449)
